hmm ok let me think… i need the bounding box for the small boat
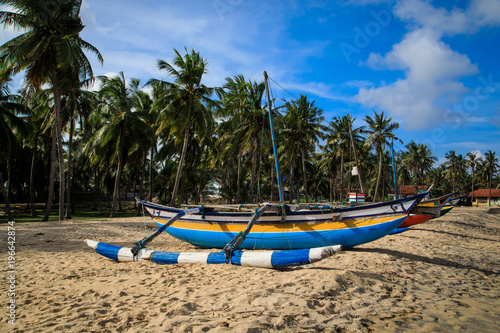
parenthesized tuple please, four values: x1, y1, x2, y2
(399, 193, 453, 228)
(139, 193, 426, 250)
(437, 194, 466, 217)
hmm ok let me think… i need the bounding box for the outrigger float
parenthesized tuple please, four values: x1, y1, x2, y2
(85, 71, 426, 268)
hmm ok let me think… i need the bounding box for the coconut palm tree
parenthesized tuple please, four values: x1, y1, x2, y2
(281, 95, 324, 203)
(149, 48, 217, 206)
(403, 141, 437, 187)
(444, 150, 460, 192)
(0, 0, 103, 220)
(86, 72, 153, 217)
(364, 111, 400, 202)
(216, 75, 252, 203)
(466, 151, 481, 206)
(324, 115, 350, 201)
(0, 79, 29, 220)
(60, 74, 96, 218)
(484, 150, 499, 207)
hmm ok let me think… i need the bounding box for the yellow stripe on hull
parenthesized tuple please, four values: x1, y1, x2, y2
(151, 214, 408, 233)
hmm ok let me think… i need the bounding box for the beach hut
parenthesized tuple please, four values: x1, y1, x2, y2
(468, 189, 500, 206)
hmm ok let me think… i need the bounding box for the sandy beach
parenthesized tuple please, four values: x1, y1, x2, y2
(1, 207, 499, 332)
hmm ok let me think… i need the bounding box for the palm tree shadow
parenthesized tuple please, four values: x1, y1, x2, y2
(348, 247, 499, 276)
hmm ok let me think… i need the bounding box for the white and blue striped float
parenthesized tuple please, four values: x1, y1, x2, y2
(84, 239, 342, 269)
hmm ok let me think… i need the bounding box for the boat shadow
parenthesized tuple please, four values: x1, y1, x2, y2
(348, 247, 499, 276)
(410, 227, 499, 242)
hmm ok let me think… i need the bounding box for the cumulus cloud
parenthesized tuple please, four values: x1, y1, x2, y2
(355, 0, 500, 130)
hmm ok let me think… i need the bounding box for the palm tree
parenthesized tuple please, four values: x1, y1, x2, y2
(19, 84, 52, 217)
(403, 141, 437, 187)
(0, 79, 29, 220)
(444, 150, 460, 192)
(0, 0, 103, 220)
(60, 74, 96, 218)
(282, 95, 324, 203)
(364, 111, 400, 202)
(466, 151, 481, 206)
(150, 48, 217, 206)
(484, 150, 499, 207)
(86, 72, 153, 217)
(324, 115, 350, 201)
(216, 75, 252, 203)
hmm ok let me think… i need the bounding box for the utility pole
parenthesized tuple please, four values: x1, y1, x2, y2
(349, 120, 365, 194)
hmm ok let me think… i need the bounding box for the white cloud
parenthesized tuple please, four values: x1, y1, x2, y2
(355, 0, 499, 130)
(283, 81, 350, 101)
(442, 141, 500, 151)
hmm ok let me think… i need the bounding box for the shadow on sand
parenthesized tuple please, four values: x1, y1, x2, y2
(349, 247, 499, 276)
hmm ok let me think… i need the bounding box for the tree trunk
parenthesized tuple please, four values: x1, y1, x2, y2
(374, 149, 383, 202)
(110, 154, 123, 218)
(489, 167, 492, 207)
(0, 171, 13, 221)
(329, 172, 333, 203)
(29, 141, 38, 217)
(301, 149, 309, 203)
(270, 162, 274, 202)
(471, 166, 475, 206)
(249, 141, 257, 203)
(66, 120, 74, 219)
(50, 60, 65, 221)
(137, 155, 146, 215)
(236, 150, 242, 203)
(289, 163, 294, 204)
(452, 163, 456, 193)
(180, 159, 188, 204)
(170, 125, 190, 207)
(43, 130, 57, 221)
(340, 150, 344, 202)
(97, 169, 102, 215)
(149, 147, 154, 201)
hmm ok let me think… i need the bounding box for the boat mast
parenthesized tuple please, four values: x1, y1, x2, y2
(390, 137, 398, 200)
(349, 119, 364, 194)
(264, 71, 285, 210)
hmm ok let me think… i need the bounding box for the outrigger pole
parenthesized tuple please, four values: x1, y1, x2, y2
(264, 71, 286, 216)
(131, 203, 203, 257)
(223, 204, 274, 260)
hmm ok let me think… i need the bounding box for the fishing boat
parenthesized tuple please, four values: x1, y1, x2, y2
(437, 194, 466, 217)
(138, 192, 425, 250)
(398, 193, 453, 228)
(85, 71, 426, 268)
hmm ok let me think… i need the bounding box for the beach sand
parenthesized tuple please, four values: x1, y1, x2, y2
(1, 207, 499, 332)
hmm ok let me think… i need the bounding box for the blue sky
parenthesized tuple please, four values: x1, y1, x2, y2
(1, 0, 499, 163)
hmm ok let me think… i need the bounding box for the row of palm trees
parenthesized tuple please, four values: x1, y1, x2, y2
(1, 1, 499, 222)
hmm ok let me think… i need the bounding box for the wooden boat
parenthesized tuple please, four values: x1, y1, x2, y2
(140, 193, 426, 250)
(398, 193, 453, 228)
(437, 194, 466, 217)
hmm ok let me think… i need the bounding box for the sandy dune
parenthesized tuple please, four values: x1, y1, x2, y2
(1, 207, 499, 332)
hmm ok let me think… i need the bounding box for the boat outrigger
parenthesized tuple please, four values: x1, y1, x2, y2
(85, 71, 427, 268)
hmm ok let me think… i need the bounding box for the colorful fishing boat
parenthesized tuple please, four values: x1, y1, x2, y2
(437, 194, 466, 217)
(398, 193, 453, 228)
(139, 193, 425, 250)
